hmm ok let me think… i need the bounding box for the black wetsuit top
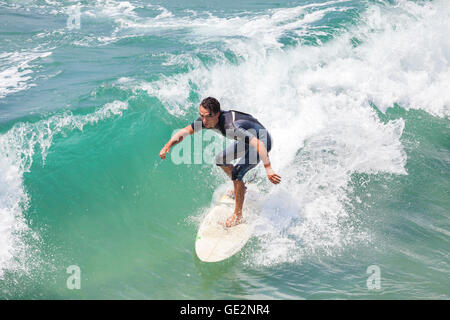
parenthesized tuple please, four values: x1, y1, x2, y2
(190, 110, 268, 143)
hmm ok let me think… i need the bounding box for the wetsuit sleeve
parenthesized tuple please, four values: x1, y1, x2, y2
(190, 116, 204, 132)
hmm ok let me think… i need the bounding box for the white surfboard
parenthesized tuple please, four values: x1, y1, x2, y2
(195, 184, 259, 262)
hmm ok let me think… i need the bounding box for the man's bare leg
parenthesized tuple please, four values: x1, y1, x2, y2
(219, 164, 233, 179)
(218, 165, 245, 227)
(226, 179, 245, 227)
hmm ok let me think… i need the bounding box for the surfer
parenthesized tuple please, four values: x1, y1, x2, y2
(159, 97, 281, 227)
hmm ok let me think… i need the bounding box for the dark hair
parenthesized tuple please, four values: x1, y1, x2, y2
(200, 97, 220, 114)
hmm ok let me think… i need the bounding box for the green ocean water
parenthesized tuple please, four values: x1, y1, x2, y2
(0, 0, 449, 299)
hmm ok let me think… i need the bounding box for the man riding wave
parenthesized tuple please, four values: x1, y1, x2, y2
(159, 97, 281, 227)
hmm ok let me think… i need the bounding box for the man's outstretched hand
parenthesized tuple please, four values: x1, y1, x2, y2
(265, 166, 281, 184)
(160, 131, 186, 159)
(159, 145, 170, 159)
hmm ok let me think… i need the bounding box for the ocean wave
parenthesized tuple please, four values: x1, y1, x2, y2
(0, 100, 128, 278)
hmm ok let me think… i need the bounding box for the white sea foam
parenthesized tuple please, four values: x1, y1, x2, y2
(112, 0, 348, 48)
(87, 0, 140, 19)
(346, 0, 450, 118)
(0, 100, 128, 278)
(66, 0, 349, 47)
(0, 51, 52, 99)
(133, 0, 449, 119)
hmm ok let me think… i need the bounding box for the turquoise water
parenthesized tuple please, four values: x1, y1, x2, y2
(1, 0, 449, 299)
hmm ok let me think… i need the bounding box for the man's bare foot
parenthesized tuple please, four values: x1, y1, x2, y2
(226, 213, 242, 227)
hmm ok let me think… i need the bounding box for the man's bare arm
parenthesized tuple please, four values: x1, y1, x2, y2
(159, 125, 194, 159)
(249, 136, 281, 184)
